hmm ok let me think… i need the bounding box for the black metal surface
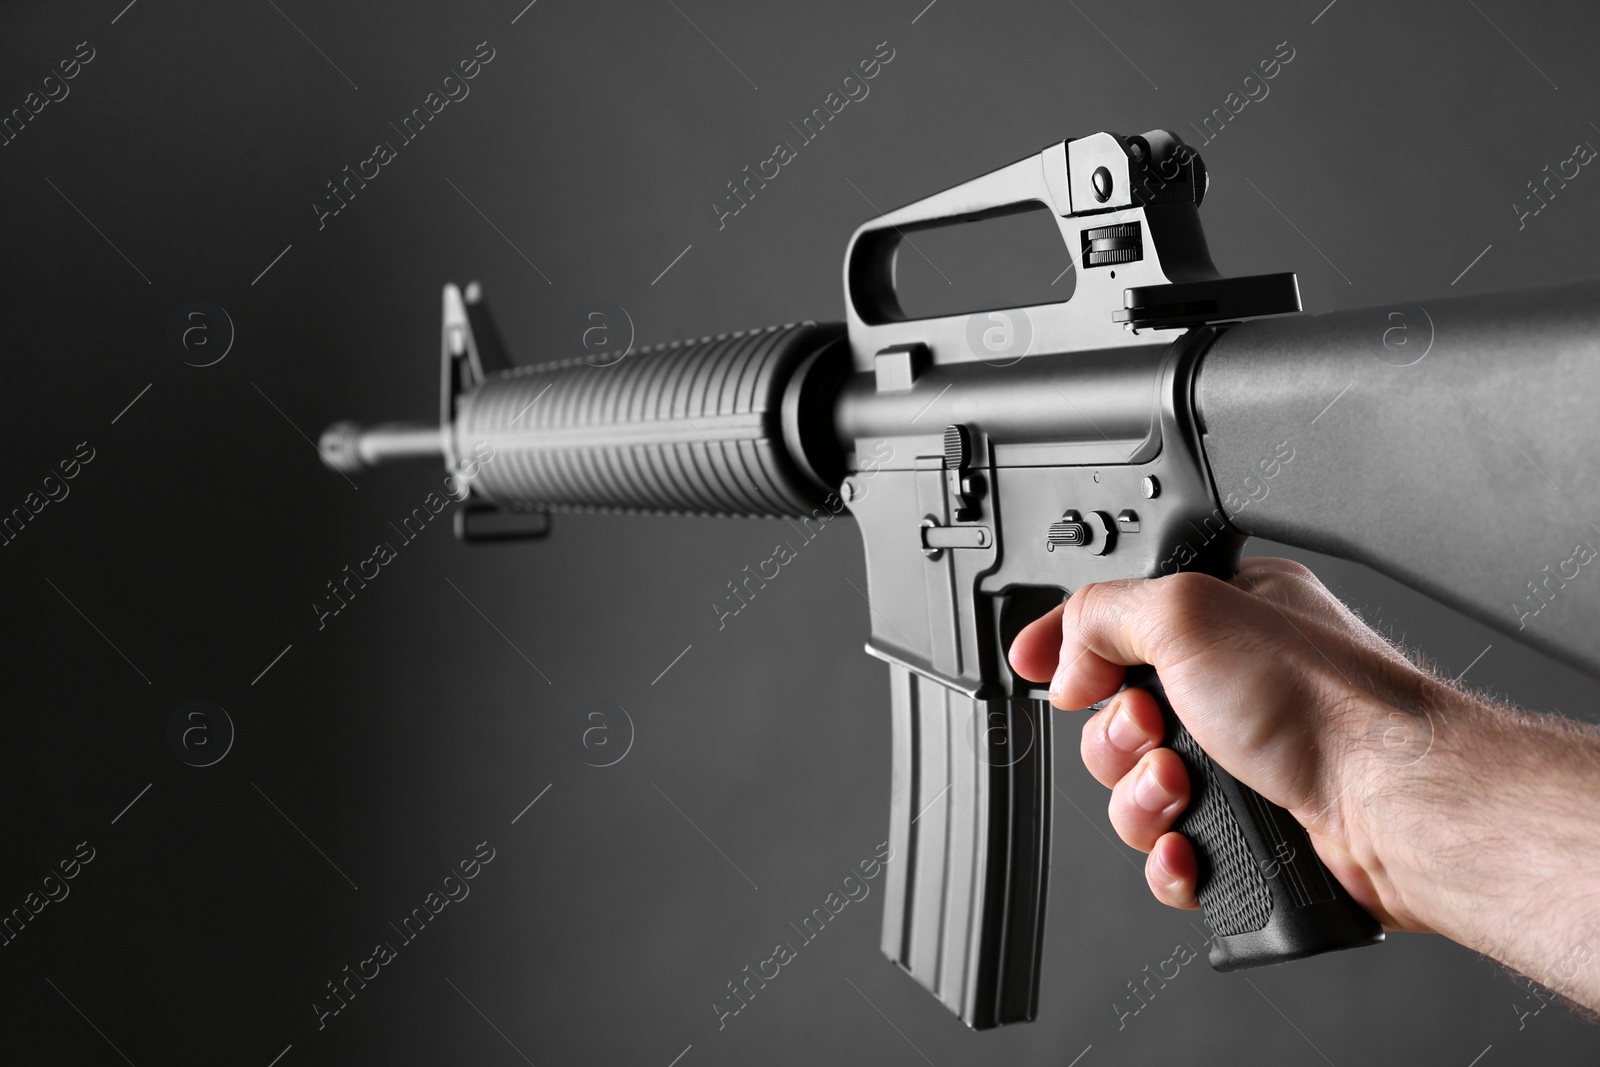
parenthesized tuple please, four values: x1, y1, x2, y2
(880, 668, 1051, 1030)
(1197, 282, 1600, 679)
(466, 321, 843, 517)
(1114, 272, 1302, 329)
(321, 130, 1371, 1031)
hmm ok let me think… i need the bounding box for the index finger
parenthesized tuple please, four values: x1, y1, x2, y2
(1049, 573, 1233, 710)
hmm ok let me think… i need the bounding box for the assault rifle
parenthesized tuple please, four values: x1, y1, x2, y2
(319, 130, 1600, 1029)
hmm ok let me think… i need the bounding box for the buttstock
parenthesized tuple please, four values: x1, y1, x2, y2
(1197, 280, 1600, 679)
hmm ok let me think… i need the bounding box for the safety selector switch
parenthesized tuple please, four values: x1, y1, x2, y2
(1046, 510, 1116, 556)
(1046, 511, 1088, 549)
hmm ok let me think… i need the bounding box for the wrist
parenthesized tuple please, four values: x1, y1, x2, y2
(1317, 678, 1487, 934)
(1328, 680, 1600, 970)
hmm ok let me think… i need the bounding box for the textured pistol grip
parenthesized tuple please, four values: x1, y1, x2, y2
(880, 667, 1051, 1029)
(1127, 667, 1384, 967)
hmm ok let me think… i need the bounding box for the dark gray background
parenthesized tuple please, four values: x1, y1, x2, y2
(3, 0, 1599, 1064)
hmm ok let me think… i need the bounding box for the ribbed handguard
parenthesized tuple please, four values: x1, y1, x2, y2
(1127, 667, 1384, 967)
(453, 322, 846, 518)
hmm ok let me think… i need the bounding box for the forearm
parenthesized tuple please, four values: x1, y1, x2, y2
(1343, 688, 1600, 1010)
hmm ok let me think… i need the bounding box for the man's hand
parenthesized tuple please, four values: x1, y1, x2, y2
(1008, 558, 1600, 1012)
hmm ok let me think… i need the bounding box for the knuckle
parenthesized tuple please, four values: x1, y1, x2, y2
(1064, 580, 1129, 653)
(1142, 572, 1225, 661)
(1245, 556, 1314, 581)
(1155, 571, 1221, 616)
(1246, 573, 1290, 602)
(1237, 558, 1320, 605)
(1272, 558, 1315, 581)
(1062, 581, 1103, 634)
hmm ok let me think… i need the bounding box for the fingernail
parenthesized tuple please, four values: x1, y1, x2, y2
(1048, 661, 1070, 701)
(1134, 764, 1177, 813)
(1105, 704, 1145, 752)
(1151, 848, 1181, 889)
